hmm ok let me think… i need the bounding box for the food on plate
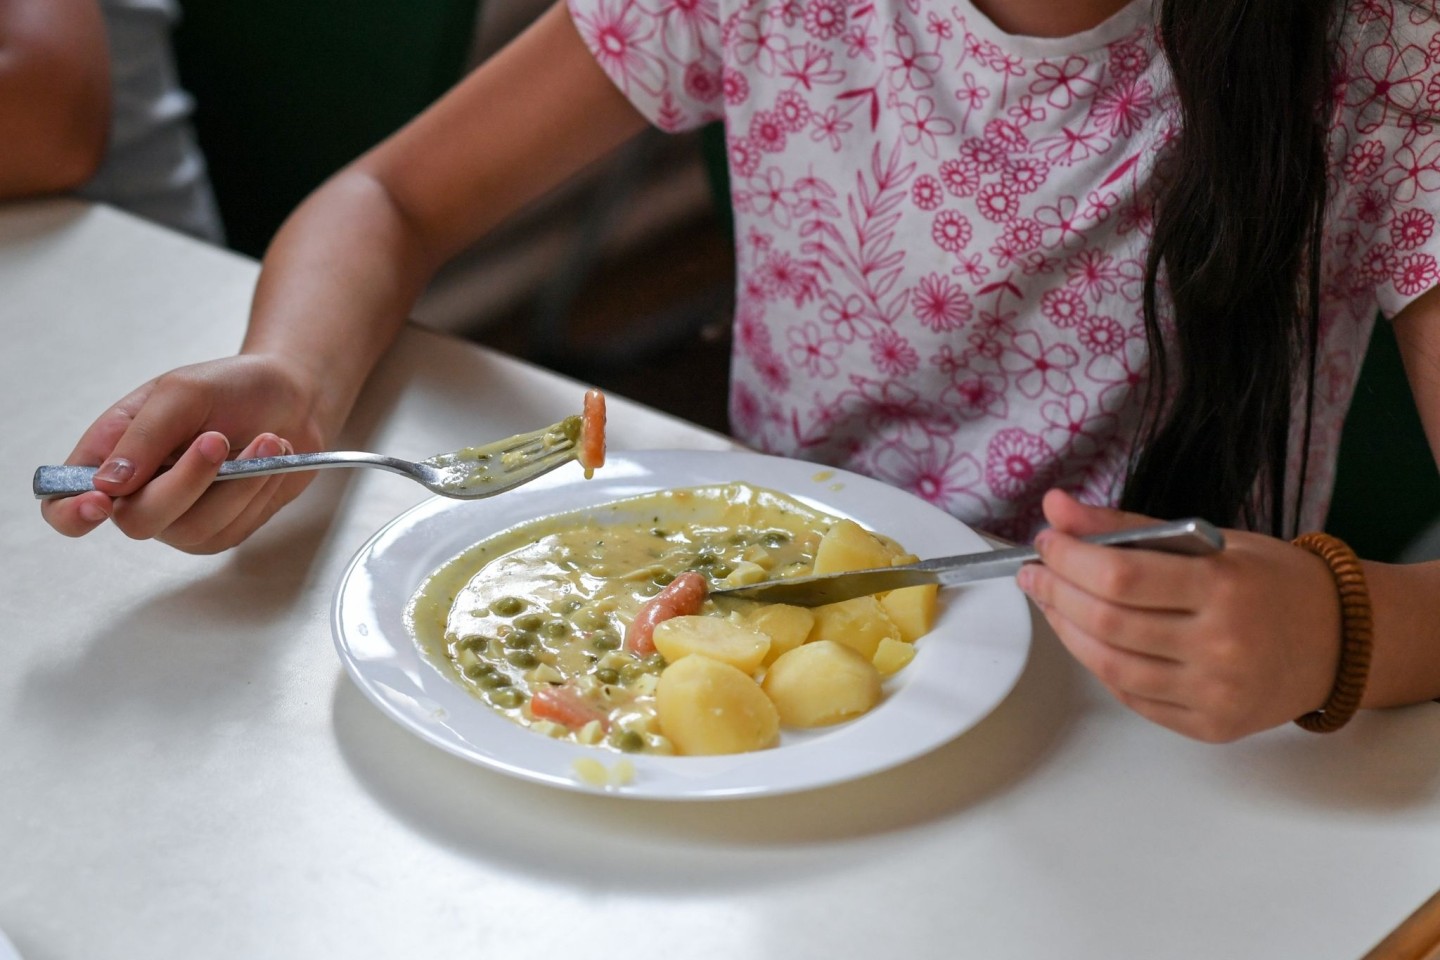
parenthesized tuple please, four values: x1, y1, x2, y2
(651, 615, 771, 674)
(806, 595, 901, 659)
(406, 481, 939, 757)
(624, 570, 708, 656)
(654, 654, 780, 755)
(762, 640, 883, 728)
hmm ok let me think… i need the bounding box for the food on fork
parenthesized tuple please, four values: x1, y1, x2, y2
(405, 482, 940, 759)
(578, 388, 606, 478)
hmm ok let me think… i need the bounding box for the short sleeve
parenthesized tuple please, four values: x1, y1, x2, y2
(1333, 0, 1440, 317)
(566, 0, 727, 132)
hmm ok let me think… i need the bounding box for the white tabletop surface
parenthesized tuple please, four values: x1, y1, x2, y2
(3, 199, 1439, 960)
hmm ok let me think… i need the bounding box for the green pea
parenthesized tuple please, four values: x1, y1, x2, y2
(651, 571, 676, 587)
(709, 564, 733, 579)
(514, 613, 545, 632)
(457, 636, 488, 653)
(619, 662, 646, 684)
(613, 730, 645, 753)
(541, 620, 570, 639)
(573, 608, 608, 630)
(763, 531, 792, 549)
(490, 596, 526, 617)
(490, 688, 525, 709)
(506, 650, 539, 668)
(462, 662, 495, 680)
(637, 582, 662, 598)
(594, 667, 621, 685)
(589, 631, 621, 652)
(480, 672, 513, 690)
(643, 653, 667, 673)
(503, 631, 536, 650)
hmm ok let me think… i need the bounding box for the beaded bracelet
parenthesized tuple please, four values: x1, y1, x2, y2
(1291, 532, 1373, 733)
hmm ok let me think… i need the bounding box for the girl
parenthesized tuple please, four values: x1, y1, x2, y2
(41, 0, 1440, 740)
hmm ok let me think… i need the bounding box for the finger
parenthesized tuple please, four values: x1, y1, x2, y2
(155, 434, 291, 551)
(60, 381, 157, 470)
(40, 490, 114, 538)
(194, 470, 310, 554)
(1032, 526, 1210, 612)
(1038, 599, 1188, 705)
(109, 432, 230, 540)
(1019, 562, 1188, 660)
(91, 377, 218, 497)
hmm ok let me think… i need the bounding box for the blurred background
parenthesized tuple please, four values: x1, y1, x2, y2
(167, 0, 1438, 561)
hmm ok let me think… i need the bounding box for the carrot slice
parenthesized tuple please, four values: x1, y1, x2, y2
(579, 389, 606, 478)
(531, 683, 608, 731)
(624, 571, 709, 656)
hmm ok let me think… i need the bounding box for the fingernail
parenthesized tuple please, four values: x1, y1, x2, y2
(93, 458, 134, 484)
(1016, 566, 1035, 593)
(78, 501, 109, 524)
(197, 433, 230, 464)
(256, 435, 284, 458)
(1033, 530, 1054, 556)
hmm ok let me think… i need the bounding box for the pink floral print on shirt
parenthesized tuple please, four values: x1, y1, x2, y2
(569, 0, 1440, 540)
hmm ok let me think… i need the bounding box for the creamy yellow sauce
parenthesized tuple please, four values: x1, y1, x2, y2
(407, 483, 837, 753)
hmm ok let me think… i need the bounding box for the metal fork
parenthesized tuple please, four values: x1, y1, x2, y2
(33, 415, 583, 500)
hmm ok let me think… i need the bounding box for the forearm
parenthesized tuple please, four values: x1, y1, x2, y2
(240, 171, 436, 445)
(0, 0, 109, 197)
(1359, 557, 1440, 707)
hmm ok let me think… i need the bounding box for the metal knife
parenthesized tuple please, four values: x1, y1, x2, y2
(709, 517, 1224, 607)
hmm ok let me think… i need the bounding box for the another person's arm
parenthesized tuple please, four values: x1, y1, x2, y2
(0, 0, 109, 197)
(41, 2, 647, 552)
(1019, 285, 1440, 741)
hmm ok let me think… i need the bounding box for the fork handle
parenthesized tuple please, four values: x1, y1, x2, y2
(32, 451, 399, 499)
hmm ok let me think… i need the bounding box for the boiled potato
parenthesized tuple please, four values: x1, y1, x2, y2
(872, 636, 917, 676)
(655, 655, 779, 755)
(879, 584, 938, 642)
(652, 615, 771, 674)
(807, 595, 900, 659)
(762, 640, 883, 727)
(735, 604, 815, 666)
(813, 518, 899, 574)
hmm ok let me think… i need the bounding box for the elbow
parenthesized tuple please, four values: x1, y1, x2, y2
(0, 46, 110, 197)
(47, 121, 109, 191)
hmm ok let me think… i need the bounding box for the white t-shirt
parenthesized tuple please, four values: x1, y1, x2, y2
(79, 0, 224, 244)
(567, 0, 1440, 540)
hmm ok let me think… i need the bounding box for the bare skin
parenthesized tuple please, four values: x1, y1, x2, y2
(0, 0, 110, 197)
(969, 0, 1137, 37)
(40, 0, 1440, 736)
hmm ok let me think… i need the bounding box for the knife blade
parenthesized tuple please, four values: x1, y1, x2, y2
(709, 517, 1224, 607)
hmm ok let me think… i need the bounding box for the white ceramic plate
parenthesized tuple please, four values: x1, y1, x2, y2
(332, 450, 1031, 800)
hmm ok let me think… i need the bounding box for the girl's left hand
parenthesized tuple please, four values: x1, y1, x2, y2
(1018, 489, 1343, 742)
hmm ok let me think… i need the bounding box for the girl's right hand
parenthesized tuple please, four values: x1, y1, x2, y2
(40, 353, 332, 554)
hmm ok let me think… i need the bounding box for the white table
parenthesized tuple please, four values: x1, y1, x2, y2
(3, 199, 1438, 960)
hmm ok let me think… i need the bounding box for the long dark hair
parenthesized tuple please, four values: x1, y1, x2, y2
(1121, 0, 1341, 536)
